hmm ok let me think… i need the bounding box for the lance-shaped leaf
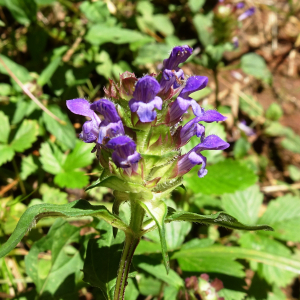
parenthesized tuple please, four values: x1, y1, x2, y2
(165, 209, 273, 231)
(0, 200, 129, 258)
(172, 245, 300, 275)
(138, 200, 170, 273)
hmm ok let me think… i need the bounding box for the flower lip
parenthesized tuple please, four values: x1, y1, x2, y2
(66, 98, 101, 143)
(106, 135, 135, 149)
(90, 98, 121, 122)
(179, 76, 208, 99)
(129, 75, 162, 123)
(66, 98, 99, 122)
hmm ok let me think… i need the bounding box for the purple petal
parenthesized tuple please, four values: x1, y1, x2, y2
(129, 76, 162, 123)
(195, 110, 227, 123)
(79, 120, 98, 143)
(107, 135, 141, 173)
(190, 100, 203, 117)
(90, 98, 121, 122)
(163, 45, 193, 71)
(179, 76, 208, 99)
(194, 135, 230, 152)
(132, 75, 160, 103)
(98, 120, 125, 143)
(66, 98, 95, 119)
(238, 7, 255, 21)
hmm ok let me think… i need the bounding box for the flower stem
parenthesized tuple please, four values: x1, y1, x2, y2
(213, 68, 220, 107)
(114, 200, 145, 300)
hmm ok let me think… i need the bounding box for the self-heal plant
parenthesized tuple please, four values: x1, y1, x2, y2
(0, 46, 272, 300)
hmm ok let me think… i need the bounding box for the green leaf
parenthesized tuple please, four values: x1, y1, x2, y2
(137, 273, 161, 297)
(165, 209, 272, 231)
(124, 278, 139, 300)
(85, 25, 146, 46)
(0, 111, 10, 144)
(42, 105, 76, 150)
(39, 142, 63, 175)
(172, 245, 300, 275)
(222, 185, 263, 224)
(20, 154, 38, 180)
(139, 200, 169, 273)
(281, 134, 300, 154)
(4, 0, 37, 25)
(152, 14, 174, 36)
(83, 220, 128, 299)
(0, 199, 129, 258)
(37, 56, 62, 86)
(188, 0, 205, 12)
(79, 1, 109, 23)
(63, 141, 94, 170)
(137, 261, 184, 289)
(135, 240, 161, 255)
(145, 221, 191, 251)
(233, 137, 251, 159)
(10, 119, 38, 152)
(265, 103, 283, 121)
(239, 94, 264, 120)
(288, 165, 300, 181)
(241, 53, 272, 84)
(134, 43, 171, 66)
(25, 219, 84, 297)
(258, 194, 300, 242)
(145, 200, 192, 251)
(193, 13, 214, 47)
(54, 171, 89, 189)
(0, 55, 32, 84)
(40, 184, 68, 205)
(0, 145, 14, 166)
(184, 159, 257, 195)
(239, 233, 295, 286)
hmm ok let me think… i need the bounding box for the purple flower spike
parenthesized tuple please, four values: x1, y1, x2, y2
(168, 76, 208, 123)
(90, 99, 125, 143)
(66, 98, 100, 143)
(177, 135, 229, 178)
(106, 135, 141, 176)
(238, 7, 255, 21)
(159, 45, 193, 95)
(177, 110, 227, 147)
(129, 75, 163, 123)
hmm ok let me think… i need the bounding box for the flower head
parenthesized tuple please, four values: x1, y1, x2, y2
(66, 46, 229, 185)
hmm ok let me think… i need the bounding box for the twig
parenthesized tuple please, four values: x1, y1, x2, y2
(261, 183, 300, 193)
(62, 29, 85, 62)
(0, 179, 18, 196)
(0, 57, 65, 124)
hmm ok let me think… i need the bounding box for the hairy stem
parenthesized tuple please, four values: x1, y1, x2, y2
(114, 200, 145, 300)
